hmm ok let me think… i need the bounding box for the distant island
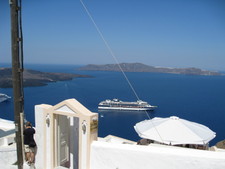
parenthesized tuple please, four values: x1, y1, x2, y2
(79, 63, 222, 76)
(0, 68, 91, 88)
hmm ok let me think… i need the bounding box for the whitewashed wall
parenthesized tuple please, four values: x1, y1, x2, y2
(35, 104, 52, 169)
(90, 141, 225, 169)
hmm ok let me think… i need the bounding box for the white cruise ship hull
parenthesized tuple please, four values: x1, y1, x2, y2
(98, 99, 157, 111)
(98, 106, 156, 111)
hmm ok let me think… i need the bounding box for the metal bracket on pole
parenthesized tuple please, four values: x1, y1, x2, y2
(17, 37, 22, 42)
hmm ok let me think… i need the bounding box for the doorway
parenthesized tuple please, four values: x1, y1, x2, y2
(55, 115, 79, 169)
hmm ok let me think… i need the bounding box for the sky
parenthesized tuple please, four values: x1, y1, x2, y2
(0, 0, 225, 70)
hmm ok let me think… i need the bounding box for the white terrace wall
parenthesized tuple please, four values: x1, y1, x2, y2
(90, 141, 225, 169)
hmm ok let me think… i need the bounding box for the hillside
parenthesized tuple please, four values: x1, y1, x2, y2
(0, 68, 91, 88)
(79, 63, 222, 76)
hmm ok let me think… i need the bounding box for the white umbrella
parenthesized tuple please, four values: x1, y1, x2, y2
(134, 116, 216, 145)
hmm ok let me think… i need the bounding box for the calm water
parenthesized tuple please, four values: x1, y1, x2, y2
(0, 64, 225, 145)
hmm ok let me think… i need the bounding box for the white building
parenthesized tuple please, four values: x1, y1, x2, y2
(1, 98, 225, 169)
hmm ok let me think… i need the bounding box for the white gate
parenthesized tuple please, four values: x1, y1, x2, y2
(35, 99, 98, 169)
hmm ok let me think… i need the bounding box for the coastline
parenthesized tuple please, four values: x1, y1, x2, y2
(0, 67, 92, 88)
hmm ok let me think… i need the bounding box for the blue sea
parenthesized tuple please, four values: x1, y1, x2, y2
(0, 64, 225, 146)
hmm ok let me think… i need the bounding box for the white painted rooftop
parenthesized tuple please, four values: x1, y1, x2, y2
(91, 138, 225, 169)
(1, 104, 225, 169)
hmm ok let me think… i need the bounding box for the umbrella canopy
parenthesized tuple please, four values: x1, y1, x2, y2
(134, 116, 216, 145)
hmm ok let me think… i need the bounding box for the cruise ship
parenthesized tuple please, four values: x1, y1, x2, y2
(0, 93, 11, 103)
(98, 98, 156, 111)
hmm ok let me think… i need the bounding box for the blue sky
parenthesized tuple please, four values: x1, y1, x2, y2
(0, 0, 225, 70)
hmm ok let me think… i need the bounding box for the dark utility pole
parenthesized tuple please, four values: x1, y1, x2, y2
(10, 0, 24, 168)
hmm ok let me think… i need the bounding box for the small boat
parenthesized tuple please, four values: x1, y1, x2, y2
(0, 93, 11, 103)
(98, 98, 156, 111)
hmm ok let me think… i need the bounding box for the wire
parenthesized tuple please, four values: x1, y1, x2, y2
(18, 0, 25, 121)
(18, 0, 24, 70)
(79, 0, 140, 101)
(79, 0, 164, 143)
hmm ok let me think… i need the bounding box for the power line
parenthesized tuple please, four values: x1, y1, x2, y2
(79, 0, 140, 101)
(79, 0, 164, 143)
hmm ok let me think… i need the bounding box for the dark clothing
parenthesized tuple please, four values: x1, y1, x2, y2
(23, 127, 35, 145)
